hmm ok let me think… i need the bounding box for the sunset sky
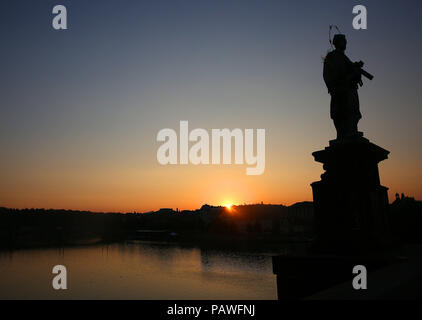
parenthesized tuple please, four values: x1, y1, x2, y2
(1, 0, 421, 212)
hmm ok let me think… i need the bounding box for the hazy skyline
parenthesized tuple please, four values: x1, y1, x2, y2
(1, 0, 421, 212)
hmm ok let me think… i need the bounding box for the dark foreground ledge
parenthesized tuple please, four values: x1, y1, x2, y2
(272, 253, 405, 300)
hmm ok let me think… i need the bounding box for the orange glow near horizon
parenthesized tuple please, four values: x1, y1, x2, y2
(0, 117, 421, 213)
(0, 157, 420, 213)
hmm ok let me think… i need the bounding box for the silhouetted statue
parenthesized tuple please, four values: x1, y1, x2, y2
(323, 34, 372, 140)
(272, 33, 393, 300)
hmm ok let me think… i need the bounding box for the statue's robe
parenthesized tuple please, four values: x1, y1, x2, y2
(323, 49, 362, 139)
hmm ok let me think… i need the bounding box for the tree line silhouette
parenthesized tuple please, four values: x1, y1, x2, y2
(0, 196, 420, 250)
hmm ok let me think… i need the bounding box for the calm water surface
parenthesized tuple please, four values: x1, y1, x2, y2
(0, 242, 281, 299)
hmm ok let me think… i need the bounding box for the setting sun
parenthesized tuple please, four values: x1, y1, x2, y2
(225, 204, 232, 210)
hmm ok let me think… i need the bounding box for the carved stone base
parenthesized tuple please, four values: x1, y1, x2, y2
(310, 136, 392, 254)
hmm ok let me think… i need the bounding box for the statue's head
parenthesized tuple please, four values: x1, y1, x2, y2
(333, 34, 347, 51)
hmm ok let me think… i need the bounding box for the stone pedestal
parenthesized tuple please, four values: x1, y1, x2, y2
(272, 135, 398, 299)
(310, 136, 392, 254)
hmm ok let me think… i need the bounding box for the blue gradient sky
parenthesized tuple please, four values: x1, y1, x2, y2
(1, 0, 421, 211)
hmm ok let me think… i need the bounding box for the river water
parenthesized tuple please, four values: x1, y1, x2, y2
(0, 242, 283, 299)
